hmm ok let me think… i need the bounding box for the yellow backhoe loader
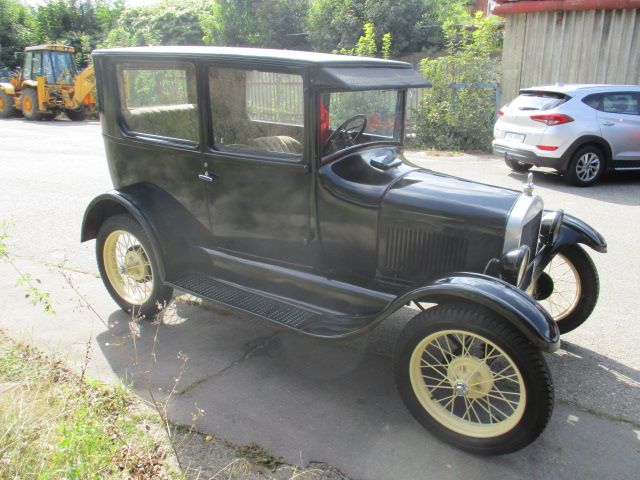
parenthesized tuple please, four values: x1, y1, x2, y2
(0, 44, 96, 121)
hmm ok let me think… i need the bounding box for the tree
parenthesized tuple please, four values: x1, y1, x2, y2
(0, 0, 36, 68)
(306, 0, 364, 53)
(202, 0, 309, 49)
(101, 1, 209, 48)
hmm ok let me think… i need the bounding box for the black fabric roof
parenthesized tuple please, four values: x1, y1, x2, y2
(93, 46, 431, 91)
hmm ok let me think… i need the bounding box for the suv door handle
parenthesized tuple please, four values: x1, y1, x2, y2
(602, 121, 615, 127)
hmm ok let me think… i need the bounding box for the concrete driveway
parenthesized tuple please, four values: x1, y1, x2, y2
(0, 119, 639, 479)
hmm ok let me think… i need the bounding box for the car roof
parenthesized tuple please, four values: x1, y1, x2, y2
(92, 46, 410, 68)
(92, 46, 431, 91)
(520, 84, 640, 95)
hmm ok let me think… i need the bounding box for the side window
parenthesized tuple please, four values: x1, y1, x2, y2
(31, 52, 41, 80)
(209, 68, 304, 157)
(118, 64, 198, 143)
(22, 52, 32, 80)
(601, 93, 639, 115)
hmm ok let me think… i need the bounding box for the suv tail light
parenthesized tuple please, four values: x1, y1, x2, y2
(530, 113, 574, 126)
(498, 109, 504, 117)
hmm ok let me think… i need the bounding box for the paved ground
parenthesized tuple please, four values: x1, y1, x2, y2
(1, 118, 639, 479)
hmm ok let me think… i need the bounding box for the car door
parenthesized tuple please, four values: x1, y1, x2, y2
(201, 65, 312, 268)
(596, 92, 640, 164)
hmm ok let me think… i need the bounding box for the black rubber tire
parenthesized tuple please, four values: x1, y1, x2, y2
(96, 214, 173, 318)
(565, 145, 605, 187)
(537, 244, 599, 334)
(21, 88, 45, 120)
(65, 107, 86, 121)
(505, 157, 533, 172)
(0, 91, 16, 118)
(394, 304, 554, 455)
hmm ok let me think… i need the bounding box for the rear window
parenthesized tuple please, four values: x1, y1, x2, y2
(509, 91, 569, 112)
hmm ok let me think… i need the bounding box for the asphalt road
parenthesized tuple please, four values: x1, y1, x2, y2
(1, 118, 639, 479)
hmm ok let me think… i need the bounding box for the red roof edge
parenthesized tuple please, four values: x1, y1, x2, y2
(493, 0, 640, 17)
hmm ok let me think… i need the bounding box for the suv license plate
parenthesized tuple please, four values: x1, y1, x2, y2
(504, 132, 525, 143)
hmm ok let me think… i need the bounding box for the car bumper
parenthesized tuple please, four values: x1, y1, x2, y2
(493, 144, 569, 170)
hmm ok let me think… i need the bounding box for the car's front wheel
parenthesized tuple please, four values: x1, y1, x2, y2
(96, 214, 173, 318)
(394, 305, 553, 455)
(534, 244, 599, 334)
(566, 145, 605, 186)
(505, 157, 532, 172)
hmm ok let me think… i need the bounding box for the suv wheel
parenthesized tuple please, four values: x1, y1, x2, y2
(566, 145, 605, 186)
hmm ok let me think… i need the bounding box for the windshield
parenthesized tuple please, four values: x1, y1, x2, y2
(321, 89, 402, 157)
(43, 51, 76, 84)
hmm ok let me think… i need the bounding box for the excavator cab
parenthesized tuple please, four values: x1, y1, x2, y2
(22, 45, 77, 85)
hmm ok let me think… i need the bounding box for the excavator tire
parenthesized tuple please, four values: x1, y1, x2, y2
(0, 90, 16, 118)
(22, 88, 45, 120)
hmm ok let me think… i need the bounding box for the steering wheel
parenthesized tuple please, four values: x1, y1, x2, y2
(325, 114, 368, 150)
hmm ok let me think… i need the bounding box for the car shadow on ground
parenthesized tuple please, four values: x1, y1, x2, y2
(95, 299, 640, 477)
(508, 169, 640, 206)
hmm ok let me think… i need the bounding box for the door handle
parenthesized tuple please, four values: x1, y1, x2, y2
(602, 121, 615, 127)
(198, 171, 216, 182)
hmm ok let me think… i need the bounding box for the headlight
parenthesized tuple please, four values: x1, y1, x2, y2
(540, 209, 564, 246)
(500, 245, 531, 287)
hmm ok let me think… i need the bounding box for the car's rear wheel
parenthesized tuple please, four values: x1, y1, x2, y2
(96, 214, 173, 318)
(505, 157, 532, 172)
(566, 145, 605, 186)
(394, 305, 553, 454)
(0, 91, 16, 118)
(534, 245, 599, 334)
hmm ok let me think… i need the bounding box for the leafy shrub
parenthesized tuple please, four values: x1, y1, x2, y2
(415, 13, 503, 152)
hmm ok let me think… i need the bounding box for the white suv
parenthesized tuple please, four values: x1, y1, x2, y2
(493, 84, 640, 186)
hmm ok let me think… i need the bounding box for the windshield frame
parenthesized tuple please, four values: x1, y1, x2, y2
(318, 88, 406, 164)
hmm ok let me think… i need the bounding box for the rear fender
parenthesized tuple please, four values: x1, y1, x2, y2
(81, 183, 211, 280)
(382, 273, 560, 352)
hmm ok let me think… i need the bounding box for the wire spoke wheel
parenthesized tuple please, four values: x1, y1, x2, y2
(96, 214, 173, 318)
(537, 253, 581, 321)
(409, 330, 526, 438)
(534, 245, 599, 334)
(103, 230, 154, 305)
(394, 305, 553, 454)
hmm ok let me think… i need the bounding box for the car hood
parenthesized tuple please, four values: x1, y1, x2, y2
(377, 168, 521, 281)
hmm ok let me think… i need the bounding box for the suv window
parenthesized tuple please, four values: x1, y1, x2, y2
(510, 91, 569, 111)
(583, 92, 640, 115)
(209, 68, 304, 157)
(118, 64, 199, 143)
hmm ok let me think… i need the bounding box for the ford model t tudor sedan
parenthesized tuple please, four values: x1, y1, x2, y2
(82, 47, 606, 454)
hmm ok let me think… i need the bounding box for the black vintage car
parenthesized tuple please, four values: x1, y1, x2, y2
(82, 47, 606, 454)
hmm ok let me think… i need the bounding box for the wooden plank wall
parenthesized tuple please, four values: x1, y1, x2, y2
(501, 8, 639, 103)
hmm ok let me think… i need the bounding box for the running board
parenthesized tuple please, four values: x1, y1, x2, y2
(170, 272, 375, 337)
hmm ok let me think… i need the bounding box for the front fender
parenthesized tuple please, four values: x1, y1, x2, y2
(0, 83, 15, 95)
(381, 273, 560, 352)
(541, 211, 607, 260)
